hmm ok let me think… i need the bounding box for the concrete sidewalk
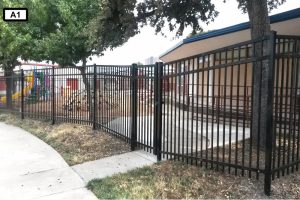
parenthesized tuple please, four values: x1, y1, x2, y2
(0, 122, 97, 200)
(72, 150, 157, 183)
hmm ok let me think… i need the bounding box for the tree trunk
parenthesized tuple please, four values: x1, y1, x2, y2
(79, 59, 94, 122)
(246, 0, 271, 148)
(4, 69, 13, 109)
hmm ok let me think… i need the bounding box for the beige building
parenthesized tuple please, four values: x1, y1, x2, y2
(159, 8, 300, 112)
(160, 8, 300, 62)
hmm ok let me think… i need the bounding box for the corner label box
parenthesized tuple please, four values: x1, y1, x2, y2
(3, 8, 28, 21)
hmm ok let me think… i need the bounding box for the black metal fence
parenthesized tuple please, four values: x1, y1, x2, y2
(0, 32, 299, 195)
(272, 35, 300, 179)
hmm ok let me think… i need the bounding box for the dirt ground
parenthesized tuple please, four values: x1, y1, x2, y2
(18, 92, 153, 123)
(0, 113, 130, 166)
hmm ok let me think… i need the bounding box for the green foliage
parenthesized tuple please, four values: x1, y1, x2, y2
(0, 0, 287, 71)
(0, 1, 22, 70)
(0, 21, 21, 70)
(0, 0, 98, 68)
(88, 0, 139, 53)
(90, 0, 219, 52)
(90, 0, 286, 52)
(0, 0, 62, 70)
(37, 0, 99, 66)
(235, 0, 286, 13)
(136, 0, 219, 36)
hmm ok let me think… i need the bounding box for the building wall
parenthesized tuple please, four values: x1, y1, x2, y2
(145, 56, 160, 65)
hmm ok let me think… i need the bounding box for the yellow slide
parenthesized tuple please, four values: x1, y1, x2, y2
(0, 74, 34, 104)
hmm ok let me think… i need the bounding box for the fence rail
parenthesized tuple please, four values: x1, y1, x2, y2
(0, 32, 300, 195)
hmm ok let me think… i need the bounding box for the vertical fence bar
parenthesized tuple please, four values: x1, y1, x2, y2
(51, 66, 55, 125)
(264, 31, 276, 196)
(93, 64, 97, 130)
(21, 69, 24, 120)
(153, 63, 158, 155)
(153, 62, 160, 156)
(131, 64, 138, 151)
(156, 62, 163, 161)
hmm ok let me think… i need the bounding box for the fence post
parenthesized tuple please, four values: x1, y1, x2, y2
(51, 66, 55, 125)
(21, 69, 24, 120)
(154, 62, 163, 161)
(93, 64, 97, 130)
(131, 63, 138, 151)
(264, 31, 276, 196)
(157, 62, 163, 161)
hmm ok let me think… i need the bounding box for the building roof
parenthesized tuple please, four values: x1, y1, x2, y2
(160, 7, 300, 58)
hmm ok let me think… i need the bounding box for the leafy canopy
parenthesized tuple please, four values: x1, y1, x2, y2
(0, 0, 62, 70)
(91, 0, 286, 50)
(0, 0, 287, 70)
(37, 0, 99, 66)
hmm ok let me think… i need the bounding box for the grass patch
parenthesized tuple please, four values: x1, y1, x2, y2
(0, 113, 130, 166)
(88, 160, 300, 199)
(88, 167, 157, 199)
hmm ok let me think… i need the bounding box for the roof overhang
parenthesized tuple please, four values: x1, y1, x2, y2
(160, 7, 300, 62)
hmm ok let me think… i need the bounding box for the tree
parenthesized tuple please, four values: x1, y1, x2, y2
(0, 0, 34, 108)
(136, 0, 218, 36)
(237, 0, 285, 39)
(88, 0, 139, 53)
(45, 0, 149, 120)
(0, 0, 62, 108)
(37, 0, 101, 120)
(1, 0, 131, 119)
(135, 0, 285, 38)
(236, 0, 285, 147)
(0, 22, 21, 108)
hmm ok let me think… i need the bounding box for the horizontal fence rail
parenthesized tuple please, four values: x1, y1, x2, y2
(0, 33, 299, 196)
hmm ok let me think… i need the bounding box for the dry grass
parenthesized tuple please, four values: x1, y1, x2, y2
(88, 160, 300, 199)
(0, 113, 130, 166)
(201, 139, 266, 171)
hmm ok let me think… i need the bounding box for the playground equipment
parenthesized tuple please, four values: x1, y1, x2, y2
(63, 90, 88, 111)
(0, 68, 50, 104)
(25, 69, 48, 103)
(0, 73, 34, 104)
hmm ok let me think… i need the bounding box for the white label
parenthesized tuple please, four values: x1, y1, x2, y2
(3, 9, 28, 21)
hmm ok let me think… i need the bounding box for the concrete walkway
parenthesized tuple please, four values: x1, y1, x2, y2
(72, 150, 157, 183)
(106, 115, 250, 154)
(0, 122, 97, 200)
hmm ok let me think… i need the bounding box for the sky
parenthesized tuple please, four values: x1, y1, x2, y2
(86, 0, 300, 66)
